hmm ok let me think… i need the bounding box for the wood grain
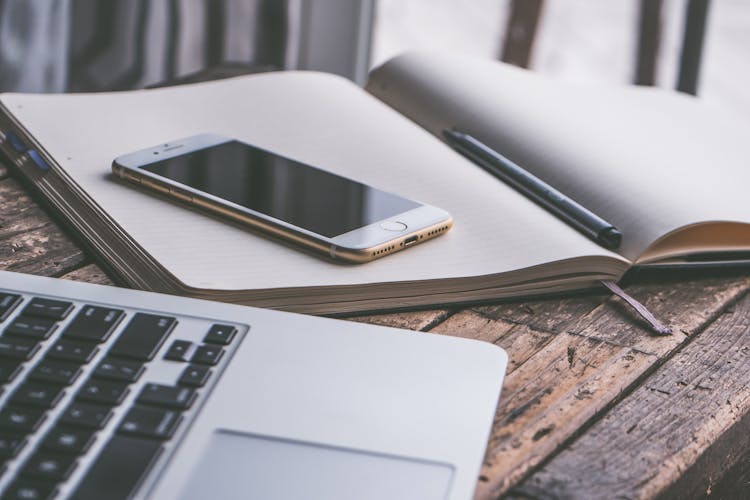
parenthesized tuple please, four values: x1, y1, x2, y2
(448, 295, 608, 374)
(473, 274, 750, 499)
(514, 289, 750, 499)
(60, 263, 115, 285)
(472, 293, 604, 335)
(0, 177, 87, 276)
(348, 308, 452, 331)
(430, 310, 553, 374)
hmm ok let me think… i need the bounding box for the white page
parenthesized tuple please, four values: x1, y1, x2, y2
(368, 52, 750, 262)
(1, 71, 621, 292)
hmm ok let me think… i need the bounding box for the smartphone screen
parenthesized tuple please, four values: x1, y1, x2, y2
(140, 140, 420, 238)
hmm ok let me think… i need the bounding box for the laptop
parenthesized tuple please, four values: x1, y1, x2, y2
(0, 271, 507, 500)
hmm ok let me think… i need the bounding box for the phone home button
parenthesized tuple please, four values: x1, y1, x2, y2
(380, 221, 407, 232)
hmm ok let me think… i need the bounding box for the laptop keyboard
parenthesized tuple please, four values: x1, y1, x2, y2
(0, 289, 246, 499)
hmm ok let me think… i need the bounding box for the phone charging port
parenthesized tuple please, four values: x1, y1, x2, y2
(404, 235, 419, 247)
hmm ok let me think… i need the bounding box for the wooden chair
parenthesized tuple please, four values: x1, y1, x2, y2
(500, 0, 711, 96)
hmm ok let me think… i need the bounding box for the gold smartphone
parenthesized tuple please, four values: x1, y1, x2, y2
(112, 134, 452, 263)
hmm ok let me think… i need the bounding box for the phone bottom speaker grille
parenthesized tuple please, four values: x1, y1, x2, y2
(427, 226, 449, 237)
(373, 245, 396, 256)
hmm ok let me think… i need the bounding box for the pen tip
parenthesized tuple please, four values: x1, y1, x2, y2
(597, 228, 622, 250)
(442, 128, 459, 140)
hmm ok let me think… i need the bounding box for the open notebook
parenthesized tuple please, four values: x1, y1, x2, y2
(1, 52, 749, 314)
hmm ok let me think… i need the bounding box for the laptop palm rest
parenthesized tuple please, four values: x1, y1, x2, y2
(180, 430, 454, 500)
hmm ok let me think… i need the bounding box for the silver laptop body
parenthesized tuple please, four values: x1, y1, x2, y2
(0, 271, 506, 500)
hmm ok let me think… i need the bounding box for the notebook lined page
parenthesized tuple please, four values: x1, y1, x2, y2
(368, 52, 750, 262)
(1, 71, 623, 291)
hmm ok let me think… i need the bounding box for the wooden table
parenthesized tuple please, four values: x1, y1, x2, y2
(3, 160, 750, 499)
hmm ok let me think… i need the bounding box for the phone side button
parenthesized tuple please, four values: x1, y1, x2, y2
(142, 179, 169, 194)
(169, 188, 192, 202)
(125, 173, 141, 184)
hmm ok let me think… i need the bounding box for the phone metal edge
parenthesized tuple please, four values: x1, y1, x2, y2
(112, 141, 454, 264)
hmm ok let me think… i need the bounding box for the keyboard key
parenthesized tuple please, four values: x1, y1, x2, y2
(0, 293, 22, 322)
(191, 345, 224, 365)
(164, 340, 194, 362)
(5, 316, 57, 340)
(109, 313, 177, 361)
(77, 379, 129, 405)
(0, 406, 46, 433)
(0, 433, 27, 459)
(0, 337, 39, 360)
(137, 383, 196, 410)
(3, 480, 57, 500)
(41, 427, 96, 455)
(60, 402, 112, 429)
(178, 365, 211, 387)
(118, 405, 181, 439)
(22, 298, 73, 321)
(11, 382, 65, 409)
(30, 359, 82, 385)
(71, 436, 163, 500)
(63, 306, 125, 343)
(93, 357, 144, 383)
(48, 340, 99, 364)
(21, 451, 78, 481)
(204, 324, 237, 345)
(0, 358, 23, 383)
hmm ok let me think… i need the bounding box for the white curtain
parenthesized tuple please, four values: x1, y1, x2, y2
(0, 0, 372, 92)
(0, 0, 71, 92)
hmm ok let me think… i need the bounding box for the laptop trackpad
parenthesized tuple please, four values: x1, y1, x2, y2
(180, 430, 454, 500)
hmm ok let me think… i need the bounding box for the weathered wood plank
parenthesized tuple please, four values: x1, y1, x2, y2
(0, 177, 52, 236)
(60, 263, 115, 286)
(348, 309, 452, 331)
(1, 225, 86, 276)
(433, 294, 605, 376)
(431, 310, 514, 341)
(472, 293, 603, 334)
(0, 177, 87, 277)
(431, 311, 553, 376)
(352, 287, 605, 341)
(514, 290, 750, 499)
(474, 273, 750, 499)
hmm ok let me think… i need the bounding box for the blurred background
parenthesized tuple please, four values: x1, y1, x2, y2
(0, 0, 746, 115)
(375, 0, 749, 116)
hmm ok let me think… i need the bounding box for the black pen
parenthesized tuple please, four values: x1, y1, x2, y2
(443, 129, 622, 250)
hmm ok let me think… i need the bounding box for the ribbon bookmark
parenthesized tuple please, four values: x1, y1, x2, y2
(600, 280, 672, 335)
